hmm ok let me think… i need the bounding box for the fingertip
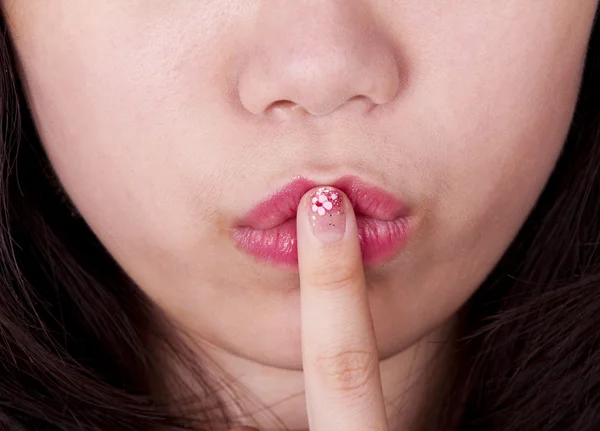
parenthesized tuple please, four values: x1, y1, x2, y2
(296, 186, 363, 286)
(297, 186, 358, 245)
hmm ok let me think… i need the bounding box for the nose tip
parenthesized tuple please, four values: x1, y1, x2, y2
(236, 2, 402, 119)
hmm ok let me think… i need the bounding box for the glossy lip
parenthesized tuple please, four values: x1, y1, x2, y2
(230, 175, 412, 268)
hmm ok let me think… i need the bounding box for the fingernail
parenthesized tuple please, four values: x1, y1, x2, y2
(308, 187, 347, 243)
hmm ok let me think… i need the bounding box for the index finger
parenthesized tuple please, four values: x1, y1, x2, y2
(297, 186, 389, 430)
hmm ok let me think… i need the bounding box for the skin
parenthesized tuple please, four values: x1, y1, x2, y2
(2, 1, 598, 429)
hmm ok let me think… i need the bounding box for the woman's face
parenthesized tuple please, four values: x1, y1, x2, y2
(3, 2, 597, 368)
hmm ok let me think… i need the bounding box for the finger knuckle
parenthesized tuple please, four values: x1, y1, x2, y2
(310, 262, 363, 292)
(315, 348, 375, 397)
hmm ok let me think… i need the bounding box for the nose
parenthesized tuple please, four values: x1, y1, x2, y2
(236, 1, 402, 118)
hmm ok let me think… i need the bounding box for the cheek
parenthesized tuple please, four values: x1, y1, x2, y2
(7, 4, 237, 260)
(406, 2, 591, 262)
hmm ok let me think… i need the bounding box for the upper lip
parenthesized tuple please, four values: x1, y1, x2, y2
(235, 175, 410, 230)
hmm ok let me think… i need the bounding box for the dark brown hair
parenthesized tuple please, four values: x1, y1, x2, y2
(0, 7, 599, 431)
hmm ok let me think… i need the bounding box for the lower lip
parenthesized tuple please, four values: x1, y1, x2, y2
(231, 216, 411, 268)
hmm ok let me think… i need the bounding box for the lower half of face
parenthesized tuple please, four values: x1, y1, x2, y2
(4, 1, 597, 368)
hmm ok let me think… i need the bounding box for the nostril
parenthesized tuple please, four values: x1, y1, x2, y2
(347, 95, 366, 103)
(266, 100, 297, 111)
(264, 100, 308, 119)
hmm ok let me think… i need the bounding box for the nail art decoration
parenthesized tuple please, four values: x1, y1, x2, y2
(309, 187, 346, 242)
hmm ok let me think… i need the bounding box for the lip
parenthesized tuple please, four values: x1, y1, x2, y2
(230, 175, 412, 268)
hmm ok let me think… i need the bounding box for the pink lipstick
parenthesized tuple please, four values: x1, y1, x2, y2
(230, 176, 412, 268)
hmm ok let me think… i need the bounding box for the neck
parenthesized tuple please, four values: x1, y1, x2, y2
(168, 319, 458, 431)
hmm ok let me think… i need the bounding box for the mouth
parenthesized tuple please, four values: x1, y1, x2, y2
(230, 175, 412, 268)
